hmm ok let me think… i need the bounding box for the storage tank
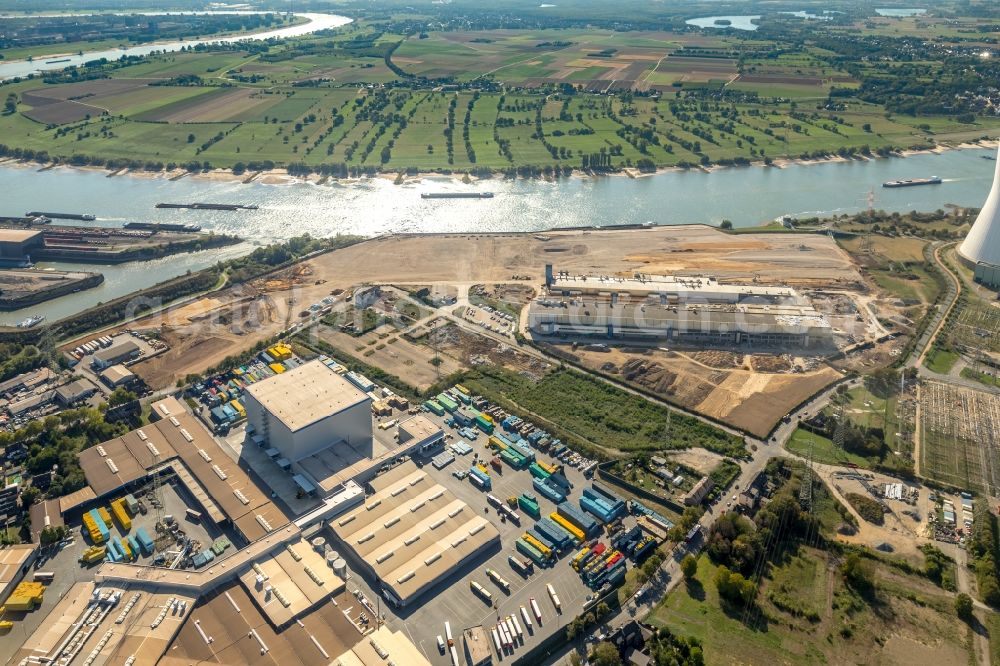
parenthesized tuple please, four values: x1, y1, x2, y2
(333, 558, 348, 579)
(311, 536, 326, 552)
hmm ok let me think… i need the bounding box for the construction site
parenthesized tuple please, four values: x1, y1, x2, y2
(101, 226, 864, 395)
(565, 345, 843, 438)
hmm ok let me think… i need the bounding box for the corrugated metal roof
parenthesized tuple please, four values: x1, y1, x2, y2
(332, 461, 499, 605)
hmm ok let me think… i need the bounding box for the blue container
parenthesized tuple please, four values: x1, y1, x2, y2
(580, 496, 614, 524)
(557, 502, 599, 536)
(469, 467, 492, 490)
(537, 517, 572, 550)
(548, 472, 572, 491)
(135, 527, 154, 555)
(106, 538, 122, 562)
(532, 478, 565, 504)
(632, 538, 657, 561)
(527, 527, 555, 551)
(510, 440, 535, 462)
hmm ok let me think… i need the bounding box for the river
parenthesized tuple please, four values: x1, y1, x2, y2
(0, 12, 353, 80)
(0, 146, 995, 326)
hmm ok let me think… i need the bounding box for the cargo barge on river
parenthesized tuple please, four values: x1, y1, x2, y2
(123, 222, 202, 233)
(155, 202, 258, 211)
(26, 211, 96, 221)
(882, 176, 942, 188)
(421, 192, 494, 199)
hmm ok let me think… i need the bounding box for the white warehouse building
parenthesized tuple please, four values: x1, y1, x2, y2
(243, 360, 373, 462)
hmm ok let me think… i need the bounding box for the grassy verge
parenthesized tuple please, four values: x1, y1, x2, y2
(960, 367, 1000, 389)
(462, 366, 746, 458)
(709, 459, 742, 491)
(785, 428, 872, 468)
(924, 347, 960, 374)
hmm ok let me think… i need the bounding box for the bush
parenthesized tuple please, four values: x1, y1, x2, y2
(681, 554, 698, 580)
(845, 493, 884, 525)
(841, 552, 875, 592)
(714, 565, 756, 605)
(955, 592, 973, 621)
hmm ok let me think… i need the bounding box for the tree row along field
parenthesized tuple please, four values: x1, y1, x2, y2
(3, 13, 1000, 174)
(3, 72, 996, 174)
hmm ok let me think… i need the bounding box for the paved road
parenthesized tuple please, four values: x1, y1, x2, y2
(912, 241, 959, 369)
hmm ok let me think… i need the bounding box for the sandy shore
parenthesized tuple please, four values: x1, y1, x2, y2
(1, 138, 997, 188)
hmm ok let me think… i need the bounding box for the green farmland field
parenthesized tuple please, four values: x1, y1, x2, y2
(2, 13, 1000, 174)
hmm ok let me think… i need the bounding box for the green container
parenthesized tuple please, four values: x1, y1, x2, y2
(529, 462, 551, 480)
(518, 494, 541, 519)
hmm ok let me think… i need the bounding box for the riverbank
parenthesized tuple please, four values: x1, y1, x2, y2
(0, 13, 310, 64)
(0, 143, 993, 326)
(0, 12, 352, 80)
(3, 137, 996, 188)
(0, 268, 103, 311)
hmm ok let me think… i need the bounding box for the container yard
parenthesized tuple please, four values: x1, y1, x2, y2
(187, 346, 309, 432)
(330, 381, 667, 665)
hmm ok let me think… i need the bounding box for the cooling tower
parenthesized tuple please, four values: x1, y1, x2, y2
(959, 145, 1000, 269)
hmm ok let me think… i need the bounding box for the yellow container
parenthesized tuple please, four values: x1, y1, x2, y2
(111, 501, 131, 531)
(268, 343, 293, 361)
(522, 533, 551, 558)
(5, 582, 44, 612)
(98, 507, 112, 528)
(80, 546, 106, 564)
(550, 512, 585, 542)
(269, 363, 285, 374)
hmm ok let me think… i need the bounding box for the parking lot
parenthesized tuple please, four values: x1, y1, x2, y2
(462, 304, 516, 339)
(69, 330, 164, 396)
(322, 414, 612, 664)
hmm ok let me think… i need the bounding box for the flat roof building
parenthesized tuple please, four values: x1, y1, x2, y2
(0, 229, 43, 260)
(331, 460, 500, 608)
(91, 340, 140, 370)
(99, 364, 136, 388)
(546, 268, 798, 303)
(295, 415, 443, 495)
(78, 396, 288, 543)
(536, 268, 832, 349)
(243, 360, 372, 462)
(0, 544, 37, 603)
(54, 378, 98, 406)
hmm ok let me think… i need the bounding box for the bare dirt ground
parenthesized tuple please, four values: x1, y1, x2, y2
(315, 320, 463, 392)
(571, 345, 843, 437)
(113, 265, 319, 389)
(434, 322, 551, 378)
(116, 227, 861, 390)
(818, 467, 932, 562)
(661, 449, 726, 475)
(307, 226, 861, 288)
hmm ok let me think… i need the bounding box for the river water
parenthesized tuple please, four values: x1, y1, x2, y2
(0, 146, 995, 325)
(0, 12, 353, 80)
